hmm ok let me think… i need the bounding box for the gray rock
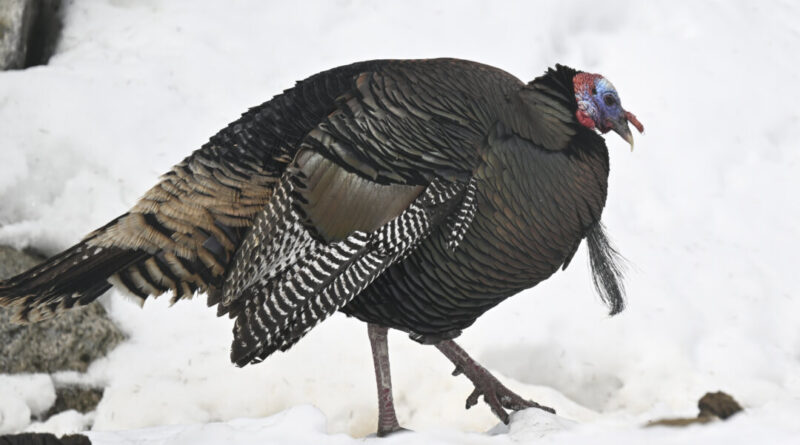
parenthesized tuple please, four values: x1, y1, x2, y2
(0, 0, 36, 69)
(0, 246, 125, 374)
(0, 244, 42, 277)
(0, 432, 91, 445)
(44, 385, 104, 419)
(0, 0, 62, 70)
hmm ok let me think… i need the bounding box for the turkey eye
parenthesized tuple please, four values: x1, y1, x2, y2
(604, 95, 616, 106)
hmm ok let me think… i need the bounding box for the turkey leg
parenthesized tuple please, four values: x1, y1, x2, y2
(367, 323, 406, 436)
(435, 339, 555, 423)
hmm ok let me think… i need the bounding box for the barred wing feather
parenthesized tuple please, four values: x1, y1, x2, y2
(225, 150, 472, 366)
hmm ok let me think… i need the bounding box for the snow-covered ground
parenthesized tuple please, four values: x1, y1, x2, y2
(1, 0, 799, 443)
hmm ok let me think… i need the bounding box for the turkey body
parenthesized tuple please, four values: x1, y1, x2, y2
(346, 125, 608, 341)
(0, 58, 613, 363)
(314, 60, 610, 341)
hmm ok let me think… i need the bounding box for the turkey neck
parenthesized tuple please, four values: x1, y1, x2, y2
(459, 66, 610, 289)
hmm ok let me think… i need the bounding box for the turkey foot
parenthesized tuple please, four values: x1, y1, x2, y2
(435, 339, 555, 424)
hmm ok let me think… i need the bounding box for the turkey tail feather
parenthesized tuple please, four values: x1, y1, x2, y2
(0, 241, 146, 322)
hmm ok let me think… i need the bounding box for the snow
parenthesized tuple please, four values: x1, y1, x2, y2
(0, 374, 55, 434)
(1, 0, 799, 443)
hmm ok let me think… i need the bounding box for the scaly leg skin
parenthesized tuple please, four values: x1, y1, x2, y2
(435, 339, 555, 424)
(367, 323, 408, 437)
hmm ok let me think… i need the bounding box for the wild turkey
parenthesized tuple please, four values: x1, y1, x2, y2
(0, 58, 643, 435)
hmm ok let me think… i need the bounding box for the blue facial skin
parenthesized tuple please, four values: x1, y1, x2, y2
(576, 77, 625, 133)
(593, 78, 625, 132)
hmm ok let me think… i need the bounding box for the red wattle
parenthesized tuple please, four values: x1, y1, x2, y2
(576, 109, 595, 129)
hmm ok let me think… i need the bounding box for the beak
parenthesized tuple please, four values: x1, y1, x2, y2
(613, 121, 635, 151)
(612, 110, 644, 151)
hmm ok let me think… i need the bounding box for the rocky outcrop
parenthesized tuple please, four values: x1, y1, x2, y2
(0, 0, 62, 70)
(0, 432, 91, 445)
(0, 246, 125, 374)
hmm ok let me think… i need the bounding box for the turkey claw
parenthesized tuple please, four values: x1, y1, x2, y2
(435, 340, 555, 423)
(462, 374, 555, 424)
(466, 388, 480, 409)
